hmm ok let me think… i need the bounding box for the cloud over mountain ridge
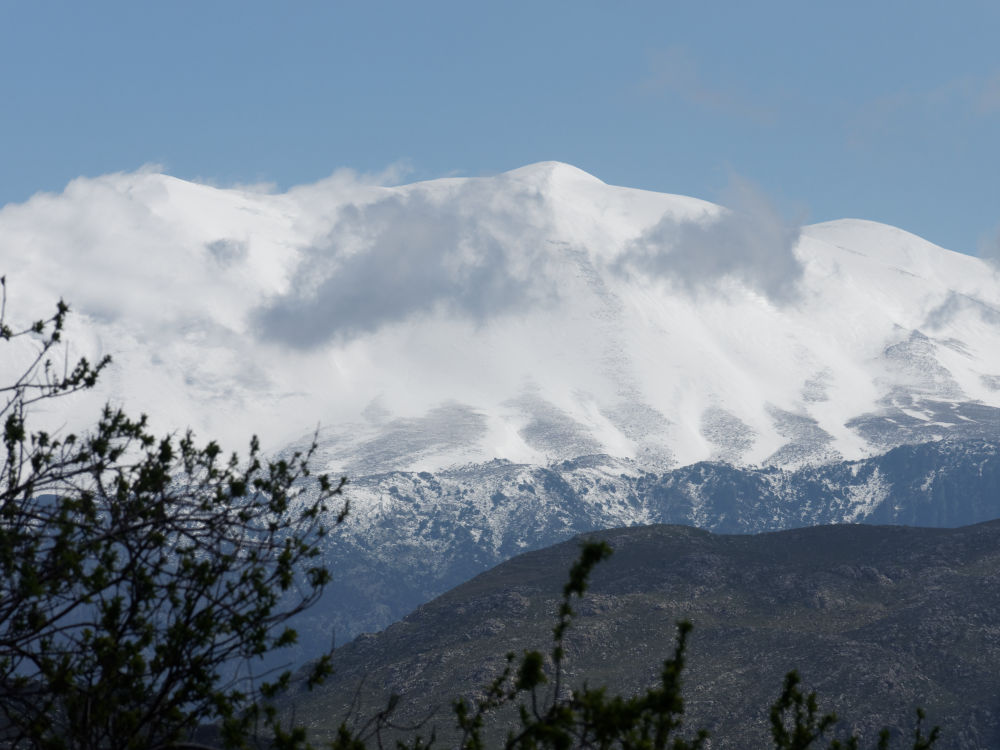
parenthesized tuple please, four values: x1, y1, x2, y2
(2, 162, 999, 472)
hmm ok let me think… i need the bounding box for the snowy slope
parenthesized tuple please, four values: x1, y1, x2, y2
(3, 162, 1000, 472)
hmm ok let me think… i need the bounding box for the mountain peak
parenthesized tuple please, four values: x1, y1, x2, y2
(500, 161, 605, 187)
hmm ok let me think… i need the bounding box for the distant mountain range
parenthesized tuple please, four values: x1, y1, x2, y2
(284, 520, 1000, 749)
(295, 437, 1000, 645)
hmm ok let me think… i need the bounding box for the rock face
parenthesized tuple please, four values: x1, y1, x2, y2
(286, 520, 1000, 749)
(297, 438, 1000, 644)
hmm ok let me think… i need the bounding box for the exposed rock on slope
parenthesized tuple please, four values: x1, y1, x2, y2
(297, 438, 1000, 642)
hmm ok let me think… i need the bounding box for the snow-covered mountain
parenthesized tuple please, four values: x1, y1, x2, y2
(3, 161, 1000, 474)
(7, 161, 1000, 645)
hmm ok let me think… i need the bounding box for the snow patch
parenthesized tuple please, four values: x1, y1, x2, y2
(843, 468, 890, 522)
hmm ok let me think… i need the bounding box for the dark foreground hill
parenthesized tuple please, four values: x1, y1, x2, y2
(286, 521, 1000, 749)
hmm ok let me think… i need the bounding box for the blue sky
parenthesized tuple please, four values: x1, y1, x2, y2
(1, 1, 998, 255)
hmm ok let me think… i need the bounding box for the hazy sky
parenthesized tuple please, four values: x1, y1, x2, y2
(1, 1, 998, 255)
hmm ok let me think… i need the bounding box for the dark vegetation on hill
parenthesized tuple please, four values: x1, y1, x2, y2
(285, 521, 999, 749)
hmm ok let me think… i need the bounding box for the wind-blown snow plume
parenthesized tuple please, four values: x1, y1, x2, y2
(979, 224, 1000, 267)
(615, 176, 803, 303)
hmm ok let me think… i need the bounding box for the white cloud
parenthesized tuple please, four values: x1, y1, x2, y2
(613, 176, 803, 304)
(0, 165, 411, 448)
(253, 179, 559, 347)
(979, 224, 1000, 266)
